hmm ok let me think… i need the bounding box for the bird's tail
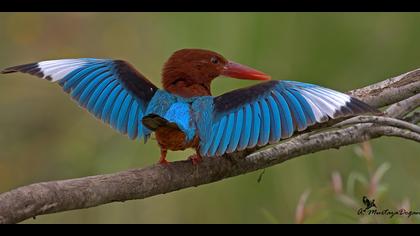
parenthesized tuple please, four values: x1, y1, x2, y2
(142, 114, 179, 131)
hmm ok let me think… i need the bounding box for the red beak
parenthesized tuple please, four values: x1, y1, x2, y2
(221, 61, 271, 81)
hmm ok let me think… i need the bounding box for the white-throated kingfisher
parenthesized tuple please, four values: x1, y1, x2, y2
(1, 49, 379, 164)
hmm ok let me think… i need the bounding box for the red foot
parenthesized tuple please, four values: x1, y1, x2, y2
(188, 154, 203, 165)
(159, 159, 170, 165)
(159, 148, 169, 165)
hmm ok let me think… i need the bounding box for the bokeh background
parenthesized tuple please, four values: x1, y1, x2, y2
(0, 13, 419, 223)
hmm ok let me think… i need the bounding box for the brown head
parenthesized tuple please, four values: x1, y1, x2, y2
(162, 49, 271, 97)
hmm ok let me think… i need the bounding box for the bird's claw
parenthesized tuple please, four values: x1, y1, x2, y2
(159, 159, 170, 165)
(188, 154, 203, 165)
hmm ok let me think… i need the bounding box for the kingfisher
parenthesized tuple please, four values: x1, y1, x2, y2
(1, 49, 378, 164)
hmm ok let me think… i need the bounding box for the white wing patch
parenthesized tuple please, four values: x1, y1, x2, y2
(298, 86, 352, 121)
(299, 91, 328, 123)
(38, 59, 91, 82)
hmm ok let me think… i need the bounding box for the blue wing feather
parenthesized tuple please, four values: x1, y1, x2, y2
(248, 102, 261, 148)
(62, 67, 87, 92)
(267, 95, 281, 143)
(226, 109, 243, 153)
(281, 90, 307, 131)
(200, 122, 217, 156)
(65, 65, 103, 93)
(102, 86, 123, 123)
(117, 94, 133, 134)
(137, 108, 145, 140)
(79, 70, 111, 106)
(110, 91, 128, 129)
(192, 97, 215, 156)
(208, 116, 227, 157)
(258, 99, 271, 146)
(288, 88, 316, 126)
(272, 90, 294, 138)
(217, 112, 235, 156)
(238, 104, 252, 151)
(127, 101, 139, 139)
(200, 80, 375, 157)
(71, 66, 108, 100)
(93, 80, 118, 117)
(87, 77, 113, 112)
(2, 59, 159, 141)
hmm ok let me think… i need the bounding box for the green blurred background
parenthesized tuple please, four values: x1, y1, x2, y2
(0, 13, 419, 223)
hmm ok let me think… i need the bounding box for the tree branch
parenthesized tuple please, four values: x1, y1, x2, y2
(348, 68, 420, 107)
(333, 115, 420, 134)
(386, 94, 420, 118)
(0, 68, 419, 224)
(405, 111, 420, 124)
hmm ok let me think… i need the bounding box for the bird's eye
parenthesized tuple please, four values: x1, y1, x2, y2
(210, 57, 219, 64)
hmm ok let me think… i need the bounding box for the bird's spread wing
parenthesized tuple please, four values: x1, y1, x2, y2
(197, 80, 379, 157)
(2, 59, 159, 140)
